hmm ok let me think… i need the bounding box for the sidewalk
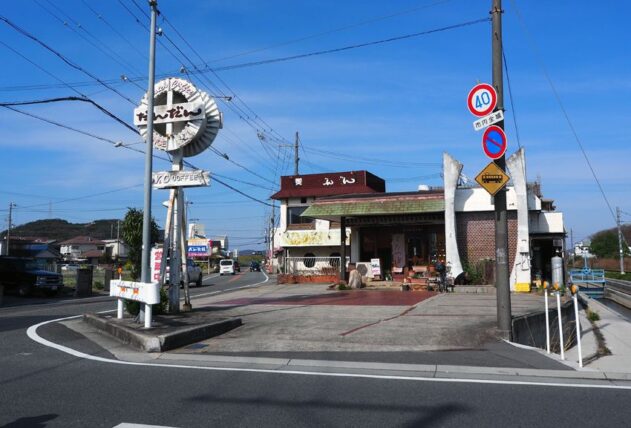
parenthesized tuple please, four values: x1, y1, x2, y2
(577, 294, 631, 372)
(112, 283, 568, 370)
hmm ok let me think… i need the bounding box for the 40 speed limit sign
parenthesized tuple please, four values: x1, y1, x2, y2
(467, 83, 497, 117)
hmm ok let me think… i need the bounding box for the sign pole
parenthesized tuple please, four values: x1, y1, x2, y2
(139, 0, 158, 327)
(492, 0, 512, 339)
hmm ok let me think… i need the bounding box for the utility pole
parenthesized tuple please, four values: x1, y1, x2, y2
(270, 204, 276, 273)
(492, 0, 512, 339)
(617, 207, 625, 274)
(6, 202, 16, 256)
(139, 0, 158, 322)
(294, 131, 300, 176)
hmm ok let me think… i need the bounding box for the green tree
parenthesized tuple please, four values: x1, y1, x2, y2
(120, 208, 159, 280)
(590, 230, 621, 258)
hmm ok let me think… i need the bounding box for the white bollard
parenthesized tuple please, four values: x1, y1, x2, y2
(544, 282, 550, 354)
(144, 303, 152, 328)
(117, 299, 124, 319)
(571, 285, 583, 367)
(555, 284, 565, 360)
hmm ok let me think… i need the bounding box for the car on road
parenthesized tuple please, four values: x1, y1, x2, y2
(186, 259, 203, 287)
(249, 261, 261, 272)
(0, 256, 63, 297)
(166, 259, 203, 287)
(219, 259, 239, 275)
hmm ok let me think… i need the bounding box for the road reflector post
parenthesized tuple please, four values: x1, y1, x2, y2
(571, 285, 583, 367)
(543, 281, 550, 354)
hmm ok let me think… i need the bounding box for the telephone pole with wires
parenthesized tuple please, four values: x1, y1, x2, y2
(294, 131, 300, 176)
(491, 0, 512, 339)
(617, 207, 625, 274)
(4, 202, 16, 256)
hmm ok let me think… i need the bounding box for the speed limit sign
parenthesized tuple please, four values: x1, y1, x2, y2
(467, 83, 497, 117)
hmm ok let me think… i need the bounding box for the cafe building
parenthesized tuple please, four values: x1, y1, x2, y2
(270, 150, 565, 290)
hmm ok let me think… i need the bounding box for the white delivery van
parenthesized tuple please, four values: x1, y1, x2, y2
(219, 259, 236, 275)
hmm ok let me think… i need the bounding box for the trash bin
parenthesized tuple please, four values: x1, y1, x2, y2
(75, 267, 93, 297)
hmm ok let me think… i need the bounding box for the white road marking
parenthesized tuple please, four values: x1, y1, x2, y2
(25, 269, 631, 390)
(113, 424, 178, 428)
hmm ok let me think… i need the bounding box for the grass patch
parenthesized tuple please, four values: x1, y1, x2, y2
(587, 309, 600, 322)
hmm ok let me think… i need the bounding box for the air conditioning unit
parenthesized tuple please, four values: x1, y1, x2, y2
(355, 262, 373, 278)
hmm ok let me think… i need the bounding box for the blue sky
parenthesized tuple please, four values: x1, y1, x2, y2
(0, 0, 629, 249)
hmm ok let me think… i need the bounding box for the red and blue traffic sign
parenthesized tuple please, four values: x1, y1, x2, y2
(481, 125, 507, 160)
(467, 83, 497, 117)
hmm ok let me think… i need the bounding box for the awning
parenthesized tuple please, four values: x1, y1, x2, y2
(301, 194, 444, 222)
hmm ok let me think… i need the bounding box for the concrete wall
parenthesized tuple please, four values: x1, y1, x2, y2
(512, 300, 576, 351)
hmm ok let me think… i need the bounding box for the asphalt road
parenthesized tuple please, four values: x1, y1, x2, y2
(2, 271, 631, 427)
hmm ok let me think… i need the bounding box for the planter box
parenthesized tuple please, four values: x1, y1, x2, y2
(277, 274, 338, 284)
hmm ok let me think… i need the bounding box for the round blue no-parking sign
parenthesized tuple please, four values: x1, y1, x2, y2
(482, 125, 507, 160)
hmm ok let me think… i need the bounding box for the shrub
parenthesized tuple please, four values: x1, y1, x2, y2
(587, 309, 600, 322)
(462, 261, 484, 285)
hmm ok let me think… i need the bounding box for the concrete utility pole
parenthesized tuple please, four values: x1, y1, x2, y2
(491, 0, 512, 339)
(139, 0, 158, 321)
(294, 131, 300, 176)
(617, 207, 625, 274)
(6, 202, 16, 256)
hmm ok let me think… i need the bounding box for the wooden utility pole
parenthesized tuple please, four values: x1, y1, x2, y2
(6, 202, 16, 256)
(617, 207, 625, 274)
(492, 0, 512, 339)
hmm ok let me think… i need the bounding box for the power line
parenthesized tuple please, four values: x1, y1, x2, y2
(508, 0, 617, 222)
(203, 0, 457, 65)
(0, 96, 138, 134)
(33, 0, 146, 81)
(194, 18, 490, 73)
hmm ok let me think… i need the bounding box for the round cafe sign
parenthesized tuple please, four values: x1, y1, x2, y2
(133, 77, 222, 158)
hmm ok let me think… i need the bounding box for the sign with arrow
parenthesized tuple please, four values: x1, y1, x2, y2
(475, 161, 510, 196)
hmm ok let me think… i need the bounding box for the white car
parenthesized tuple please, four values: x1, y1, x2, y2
(167, 259, 203, 287)
(219, 259, 238, 275)
(186, 259, 203, 287)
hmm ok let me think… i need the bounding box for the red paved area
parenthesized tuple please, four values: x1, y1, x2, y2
(213, 290, 436, 306)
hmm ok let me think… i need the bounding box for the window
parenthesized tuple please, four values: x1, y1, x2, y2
(300, 197, 307, 204)
(304, 253, 316, 268)
(288, 206, 313, 225)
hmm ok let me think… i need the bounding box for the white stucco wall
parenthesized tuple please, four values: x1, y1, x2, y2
(529, 212, 565, 234)
(455, 187, 541, 212)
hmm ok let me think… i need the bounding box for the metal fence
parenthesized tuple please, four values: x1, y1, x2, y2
(283, 256, 344, 275)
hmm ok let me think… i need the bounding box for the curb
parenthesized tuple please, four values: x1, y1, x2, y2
(153, 352, 631, 382)
(83, 313, 242, 353)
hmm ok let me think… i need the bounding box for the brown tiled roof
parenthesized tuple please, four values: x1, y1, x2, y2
(82, 250, 104, 258)
(59, 236, 105, 245)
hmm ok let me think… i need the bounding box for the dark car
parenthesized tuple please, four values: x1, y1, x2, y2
(0, 256, 63, 297)
(249, 261, 261, 272)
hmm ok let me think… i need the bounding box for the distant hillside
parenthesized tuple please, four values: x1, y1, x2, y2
(1, 218, 121, 242)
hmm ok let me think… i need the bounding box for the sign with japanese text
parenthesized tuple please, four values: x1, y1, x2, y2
(110, 280, 160, 305)
(472, 110, 504, 131)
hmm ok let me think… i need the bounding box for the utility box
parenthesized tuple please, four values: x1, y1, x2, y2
(75, 268, 93, 297)
(551, 255, 564, 288)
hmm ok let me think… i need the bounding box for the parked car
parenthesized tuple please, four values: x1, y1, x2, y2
(0, 256, 63, 297)
(187, 259, 203, 287)
(249, 261, 261, 272)
(166, 259, 203, 287)
(219, 259, 239, 275)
